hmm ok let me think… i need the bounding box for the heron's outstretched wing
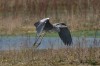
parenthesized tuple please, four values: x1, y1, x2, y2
(34, 18, 53, 36)
(34, 21, 46, 36)
(53, 23, 72, 45)
(58, 27, 72, 45)
(34, 21, 40, 27)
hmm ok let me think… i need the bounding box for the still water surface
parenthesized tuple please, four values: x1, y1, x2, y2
(0, 36, 100, 50)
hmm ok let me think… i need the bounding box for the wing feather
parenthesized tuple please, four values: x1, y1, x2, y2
(34, 18, 53, 36)
(34, 21, 40, 27)
(34, 22, 46, 36)
(58, 27, 72, 45)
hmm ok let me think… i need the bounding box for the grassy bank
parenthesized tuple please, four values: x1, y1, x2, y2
(0, 30, 100, 38)
(0, 48, 100, 66)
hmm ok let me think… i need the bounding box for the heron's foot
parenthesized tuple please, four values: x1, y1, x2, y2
(33, 42, 38, 48)
(33, 42, 37, 46)
(36, 42, 41, 48)
(33, 42, 41, 48)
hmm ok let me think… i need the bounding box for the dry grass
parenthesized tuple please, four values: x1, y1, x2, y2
(0, 15, 99, 35)
(0, 0, 100, 35)
(0, 47, 100, 66)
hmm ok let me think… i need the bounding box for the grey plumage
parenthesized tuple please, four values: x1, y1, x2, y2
(53, 23, 72, 45)
(34, 18, 53, 36)
(33, 18, 72, 47)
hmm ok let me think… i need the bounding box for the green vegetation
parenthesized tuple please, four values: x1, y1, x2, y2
(72, 30, 100, 38)
(0, 30, 100, 38)
(30, 30, 100, 38)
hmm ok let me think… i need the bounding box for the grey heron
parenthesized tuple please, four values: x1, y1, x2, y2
(33, 18, 72, 48)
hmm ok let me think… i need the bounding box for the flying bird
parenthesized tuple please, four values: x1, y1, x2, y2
(33, 18, 72, 48)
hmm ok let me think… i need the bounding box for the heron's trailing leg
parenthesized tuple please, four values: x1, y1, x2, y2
(33, 35, 41, 47)
(36, 32, 46, 48)
(33, 32, 46, 48)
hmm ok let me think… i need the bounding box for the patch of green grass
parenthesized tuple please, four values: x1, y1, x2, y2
(0, 30, 100, 38)
(71, 30, 100, 38)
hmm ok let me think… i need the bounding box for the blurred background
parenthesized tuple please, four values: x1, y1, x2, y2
(0, 0, 100, 35)
(0, 0, 100, 66)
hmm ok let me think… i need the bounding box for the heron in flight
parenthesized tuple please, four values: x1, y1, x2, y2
(33, 18, 72, 48)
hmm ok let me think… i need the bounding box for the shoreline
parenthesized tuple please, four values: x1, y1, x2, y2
(0, 30, 100, 38)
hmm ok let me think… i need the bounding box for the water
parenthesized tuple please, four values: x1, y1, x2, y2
(0, 36, 100, 50)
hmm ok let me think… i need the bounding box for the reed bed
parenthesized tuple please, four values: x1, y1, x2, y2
(0, 46, 100, 66)
(0, 0, 100, 34)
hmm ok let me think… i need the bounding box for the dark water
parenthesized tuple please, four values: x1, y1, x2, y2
(0, 36, 100, 50)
